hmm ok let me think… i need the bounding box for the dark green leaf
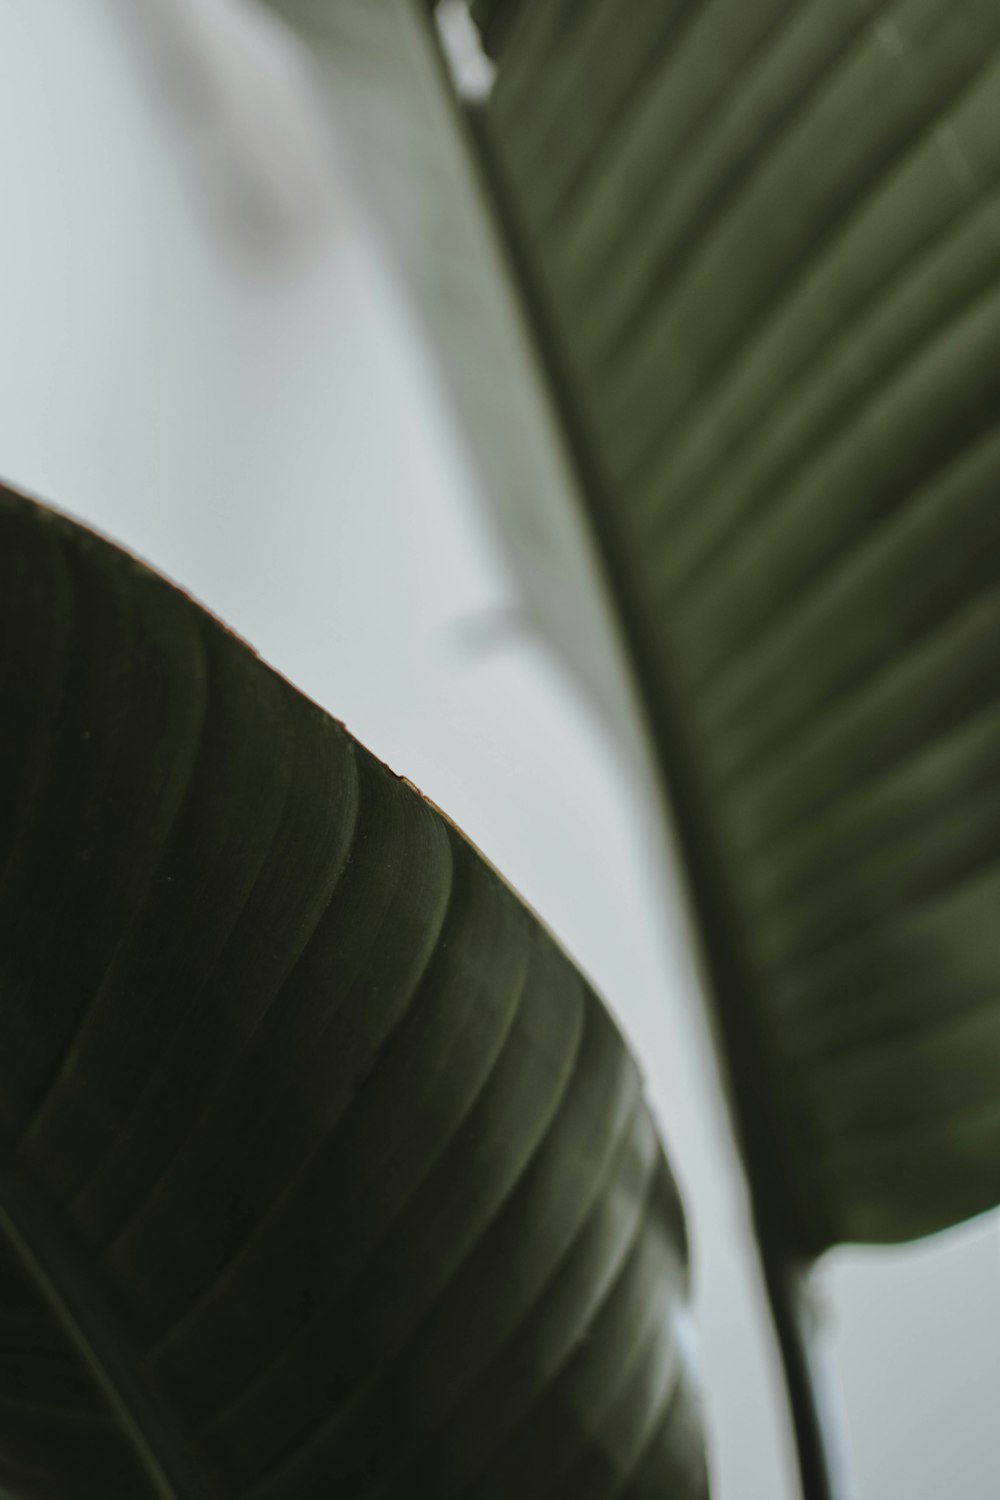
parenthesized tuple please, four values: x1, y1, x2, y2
(0, 484, 706, 1499)
(479, 0, 1000, 1248)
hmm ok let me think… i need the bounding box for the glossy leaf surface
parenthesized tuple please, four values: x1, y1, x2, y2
(0, 485, 706, 1499)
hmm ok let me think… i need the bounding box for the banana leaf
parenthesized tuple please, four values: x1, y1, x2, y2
(0, 486, 707, 1499)
(478, 0, 1000, 1253)
(265, 3, 1000, 1490)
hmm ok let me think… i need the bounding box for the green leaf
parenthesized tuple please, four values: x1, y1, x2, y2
(0, 484, 707, 1499)
(477, 0, 1000, 1249)
(266, 0, 646, 759)
(468, 0, 520, 59)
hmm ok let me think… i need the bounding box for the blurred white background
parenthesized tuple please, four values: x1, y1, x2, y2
(1, 4, 998, 1497)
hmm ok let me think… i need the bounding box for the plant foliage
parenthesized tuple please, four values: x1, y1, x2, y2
(0, 486, 707, 1499)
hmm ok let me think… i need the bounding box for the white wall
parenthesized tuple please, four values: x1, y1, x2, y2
(0, 5, 997, 1498)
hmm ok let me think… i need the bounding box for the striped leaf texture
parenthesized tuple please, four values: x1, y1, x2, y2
(477, 0, 1000, 1248)
(0, 485, 707, 1500)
